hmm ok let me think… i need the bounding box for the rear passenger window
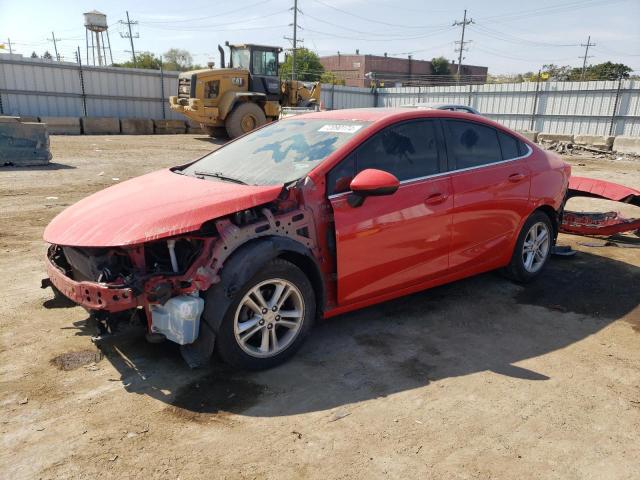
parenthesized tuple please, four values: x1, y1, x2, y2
(445, 120, 502, 169)
(498, 131, 520, 160)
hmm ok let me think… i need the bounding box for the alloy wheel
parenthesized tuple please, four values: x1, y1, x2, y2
(233, 278, 305, 358)
(522, 221, 550, 273)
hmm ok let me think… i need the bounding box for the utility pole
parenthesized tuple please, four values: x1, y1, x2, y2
(6, 38, 13, 54)
(50, 32, 60, 61)
(453, 9, 473, 82)
(580, 35, 596, 80)
(291, 0, 298, 81)
(120, 11, 139, 67)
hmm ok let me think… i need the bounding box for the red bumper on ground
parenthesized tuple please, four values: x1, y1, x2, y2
(46, 255, 138, 312)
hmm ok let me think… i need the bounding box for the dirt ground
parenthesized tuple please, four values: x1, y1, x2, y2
(1, 135, 639, 480)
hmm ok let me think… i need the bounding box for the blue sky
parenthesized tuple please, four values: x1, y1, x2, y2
(1, 0, 638, 74)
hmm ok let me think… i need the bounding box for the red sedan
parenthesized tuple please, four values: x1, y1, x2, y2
(44, 108, 570, 370)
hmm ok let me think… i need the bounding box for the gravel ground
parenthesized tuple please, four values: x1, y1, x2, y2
(1, 135, 639, 480)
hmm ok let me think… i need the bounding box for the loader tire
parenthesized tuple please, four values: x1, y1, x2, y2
(225, 102, 266, 138)
(204, 126, 228, 138)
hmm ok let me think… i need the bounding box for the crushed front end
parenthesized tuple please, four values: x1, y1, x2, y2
(45, 236, 217, 344)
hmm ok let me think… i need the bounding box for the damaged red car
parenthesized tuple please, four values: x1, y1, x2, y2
(44, 108, 572, 370)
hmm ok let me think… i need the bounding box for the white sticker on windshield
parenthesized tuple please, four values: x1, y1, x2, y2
(318, 124, 363, 134)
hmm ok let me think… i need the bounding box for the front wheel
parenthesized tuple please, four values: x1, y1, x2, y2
(215, 259, 316, 370)
(504, 211, 553, 283)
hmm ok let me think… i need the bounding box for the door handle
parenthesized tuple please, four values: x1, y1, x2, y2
(424, 193, 448, 205)
(508, 173, 526, 183)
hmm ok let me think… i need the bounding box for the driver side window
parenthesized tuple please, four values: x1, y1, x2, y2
(327, 120, 440, 195)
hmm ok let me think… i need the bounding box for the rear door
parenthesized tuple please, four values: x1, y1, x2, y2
(328, 119, 454, 305)
(443, 120, 532, 272)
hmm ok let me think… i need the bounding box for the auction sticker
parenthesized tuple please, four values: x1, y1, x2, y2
(318, 124, 363, 134)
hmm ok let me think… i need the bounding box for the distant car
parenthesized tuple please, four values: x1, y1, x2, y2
(403, 102, 481, 115)
(44, 108, 570, 370)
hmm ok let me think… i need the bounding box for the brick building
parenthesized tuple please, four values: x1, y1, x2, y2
(319, 53, 488, 87)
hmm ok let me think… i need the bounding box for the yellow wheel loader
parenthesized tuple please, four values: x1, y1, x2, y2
(169, 43, 321, 138)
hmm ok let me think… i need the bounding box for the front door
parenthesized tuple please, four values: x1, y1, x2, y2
(328, 119, 453, 306)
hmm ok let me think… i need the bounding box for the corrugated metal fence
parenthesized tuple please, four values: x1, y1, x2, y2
(322, 80, 640, 136)
(0, 55, 183, 120)
(1, 55, 638, 136)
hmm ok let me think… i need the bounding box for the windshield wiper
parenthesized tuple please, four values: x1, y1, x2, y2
(193, 170, 247, 185)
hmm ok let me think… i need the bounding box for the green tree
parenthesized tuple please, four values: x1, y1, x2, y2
(113, 51, 162, 69)
(431, 56, 450, 75)
(163, 48, 193, 71)
(42, 50, 52, 59)
(280, 48, 324, 82)
(319, 71, 345, 85)
(569, 61, 632, 80)
(540, 64, 573, 81)
(30, 51, 38, 58)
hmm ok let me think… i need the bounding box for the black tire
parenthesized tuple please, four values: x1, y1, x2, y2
(204, 126, 228, 138)
(224, 102, 267, 138)
(504, 211, 554, 283)
(215, 259, 316, 370)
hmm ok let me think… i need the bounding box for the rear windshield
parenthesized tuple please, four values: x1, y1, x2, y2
(182, 119, 371, 185)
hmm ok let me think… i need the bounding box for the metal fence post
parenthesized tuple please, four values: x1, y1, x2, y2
(467, 84, 473, 107)
(529, 70, 541, 131)
(76, 46, 87, 117)
(330, 83, 335, 110)
(608, 77, 623, 136)
(160, 56, 166, 119)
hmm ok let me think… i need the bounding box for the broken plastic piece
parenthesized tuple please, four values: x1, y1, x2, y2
(560, 176, 640, 236)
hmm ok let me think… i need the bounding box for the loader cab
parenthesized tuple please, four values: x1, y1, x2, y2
(228, 43, 282, 100)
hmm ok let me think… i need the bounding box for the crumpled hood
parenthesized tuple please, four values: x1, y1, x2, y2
(43, 169, 283, 247)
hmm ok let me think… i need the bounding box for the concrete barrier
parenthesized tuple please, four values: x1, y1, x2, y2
(538, 133, 575, 143)
(0, 121, 51, 166)
(40, 117, 82, 135)
(18, 116, 40, 123)
(613, 136, 640, 156)
(186, 121, 206, 134)
(81, 117, 121, 135)
(0, 116, 20, 123)
(121, 118, 154, 135)
(574, 134, 614, 150)
(154, 119, 187, 134)
(518, 131, 539, 142)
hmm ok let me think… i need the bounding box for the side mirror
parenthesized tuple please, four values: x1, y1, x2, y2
(348, 169, 399, 207)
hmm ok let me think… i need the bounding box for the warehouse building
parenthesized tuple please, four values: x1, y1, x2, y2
(319, 52, 488, 87)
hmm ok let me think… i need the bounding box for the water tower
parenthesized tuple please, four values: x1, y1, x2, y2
(84, 10, 113, 66)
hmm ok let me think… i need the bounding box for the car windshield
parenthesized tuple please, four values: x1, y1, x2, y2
(181, 119, 371, 185)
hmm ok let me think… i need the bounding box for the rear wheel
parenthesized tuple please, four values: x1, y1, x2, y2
(225, 102, 266, 138)
(504, 211, 553, 283)
(215, 259, 315, 370)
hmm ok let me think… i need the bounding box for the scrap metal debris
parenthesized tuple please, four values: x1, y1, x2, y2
(560, 176, 640, 237)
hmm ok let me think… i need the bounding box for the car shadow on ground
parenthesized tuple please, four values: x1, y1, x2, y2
(60, 250, 639, 418)
(1, 162, 76, 171)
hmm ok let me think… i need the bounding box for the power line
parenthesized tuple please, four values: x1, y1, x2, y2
(452, 9, 473, 79)
(580, 35, 596, 80)
(49, 32, 60, 61)
(119, 11, 139, 67)
(291, 0, 299, 81)
(136, 0, 272, 24)
(310, 0, 445, 29)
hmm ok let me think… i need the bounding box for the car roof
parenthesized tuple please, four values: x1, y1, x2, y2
(293, 107, 445, 122)
(291, 107, 490, 124)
